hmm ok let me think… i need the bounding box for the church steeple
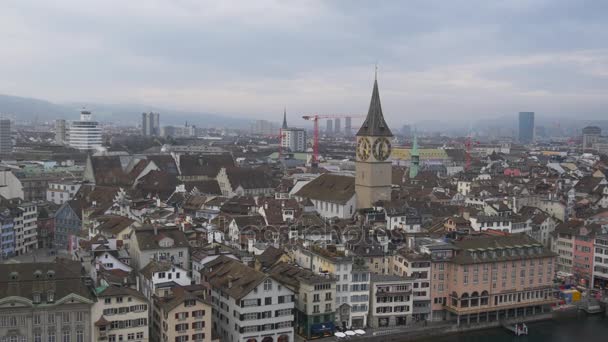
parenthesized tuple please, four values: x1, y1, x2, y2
(282, 107, 288, 129)
(356, 74, 392, 137)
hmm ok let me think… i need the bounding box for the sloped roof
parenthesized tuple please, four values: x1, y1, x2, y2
(146, 155, 179, 175)
(134, 227, 189, 251)
(95, 215, 135, 236)
(256, 246, 287, 270)
(356, 78, 392, 137)
(182, 195, 208, 211)
(179, 154, 235, 177)
(225, 167, 274, 190)
(231, 214, 266, 228)
(205, 256, 268, 301)
(135, 170, 178, 200)
(140, 260, 174, 279)
(269, 261, 334, 289)
(451, 233, 555, 264)
(184, 180, 221, 195)
(295, 173, 355, 204)
(155, 286, 207, 313)
(90, 156, 131, 186)
(0, 258, 93, 302)
(96, 285, 147, 301)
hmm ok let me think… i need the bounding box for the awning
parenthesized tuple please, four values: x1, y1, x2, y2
(311, 322, 335, 333)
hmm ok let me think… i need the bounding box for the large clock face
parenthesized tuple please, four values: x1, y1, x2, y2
(372, 137, 392, 161)
(356, 137, 371, 161)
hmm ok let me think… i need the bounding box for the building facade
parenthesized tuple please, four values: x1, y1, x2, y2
(0, 209, 14, 260)
(55, 119, 67, 145)
(152, 287, 212, 342)
(91, 286, 150, 342)
(293, 246, 370, 328)
(369, 274, 414, 328)
(592, 234, 608, 289)
(142, 112, 160, 136)
(281, 128, 307, 153)
(518, 112, 535, 144)
(47, 180, 81, 205)
(0, 119, 12, 154)
(269, 262, 336, 339)
(0, 260, 94, 342)
(205, 257, 295, 342)
(443, 235, 556, 326)
(69, 110, 102, 151)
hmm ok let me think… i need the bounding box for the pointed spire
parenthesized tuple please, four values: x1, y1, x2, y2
(411, 134, 419, 156)
(356, 71, 393, 137)
(282, 107, 288, 129)
(375, 63, 378, 81)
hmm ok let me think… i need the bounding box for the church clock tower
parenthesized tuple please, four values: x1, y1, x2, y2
(355, 74, 393, 209)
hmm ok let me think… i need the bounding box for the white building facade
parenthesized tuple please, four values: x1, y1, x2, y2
(69, 110, 102, 151)
(281, 128, 307, 153)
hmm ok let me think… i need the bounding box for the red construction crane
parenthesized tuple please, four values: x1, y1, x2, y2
(301, 114, 365, 166)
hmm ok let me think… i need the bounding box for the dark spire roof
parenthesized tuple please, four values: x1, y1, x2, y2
(356, 78, 392, 137)
(282, 107, 288, 129)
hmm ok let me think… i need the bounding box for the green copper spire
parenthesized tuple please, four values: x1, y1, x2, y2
(409, 134, 419, 178)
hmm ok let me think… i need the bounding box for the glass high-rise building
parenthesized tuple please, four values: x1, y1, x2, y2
(518, 112, 535, 144)
(142, 112, 160, 136)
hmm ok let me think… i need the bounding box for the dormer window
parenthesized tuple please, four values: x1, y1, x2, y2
(9, 272, 18, 281)
(47, 270, 55, 279)
(47, 291, 54, 303)
(34, 270, 42, 279)
(263, 279, 272, 291)
(33, 292, 41, 304)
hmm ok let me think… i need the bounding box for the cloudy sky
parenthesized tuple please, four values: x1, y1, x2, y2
(2, 0, 608, 125)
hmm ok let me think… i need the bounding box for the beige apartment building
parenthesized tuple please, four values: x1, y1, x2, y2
(151, 286, 212, 342)
(442, 234, 557, 325)
(92, 286, 150, 342)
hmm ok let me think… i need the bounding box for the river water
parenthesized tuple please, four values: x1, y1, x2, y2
(421, 314, 608, 342)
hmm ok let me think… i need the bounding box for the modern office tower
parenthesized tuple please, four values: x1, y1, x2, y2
(345, 116, 352, 136)
(326, 119, 333, 134)
(518, 112, 535, 144)
(69, 110, 102, 151)
(0, 119, 12, 154)
(280, 110, 307, 152)
(334, 118, 341, 133)
(141, 112, 160, 136)
(55, 119, 67, 145)
(582, 126, 602, 149)
(281, 128, 307, 153)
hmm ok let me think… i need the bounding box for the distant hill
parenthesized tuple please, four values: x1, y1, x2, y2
(0, 94, 254, 129)
(0, 94, 72, 122)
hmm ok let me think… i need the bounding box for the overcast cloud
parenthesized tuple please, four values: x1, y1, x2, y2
(2, 0, 608, 124)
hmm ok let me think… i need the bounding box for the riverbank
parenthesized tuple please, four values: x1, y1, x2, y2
(299, 312, 558, 342)
(366, 313, 553, 342)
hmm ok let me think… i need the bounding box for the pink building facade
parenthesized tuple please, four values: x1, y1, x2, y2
(432, 234, 557, 324)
